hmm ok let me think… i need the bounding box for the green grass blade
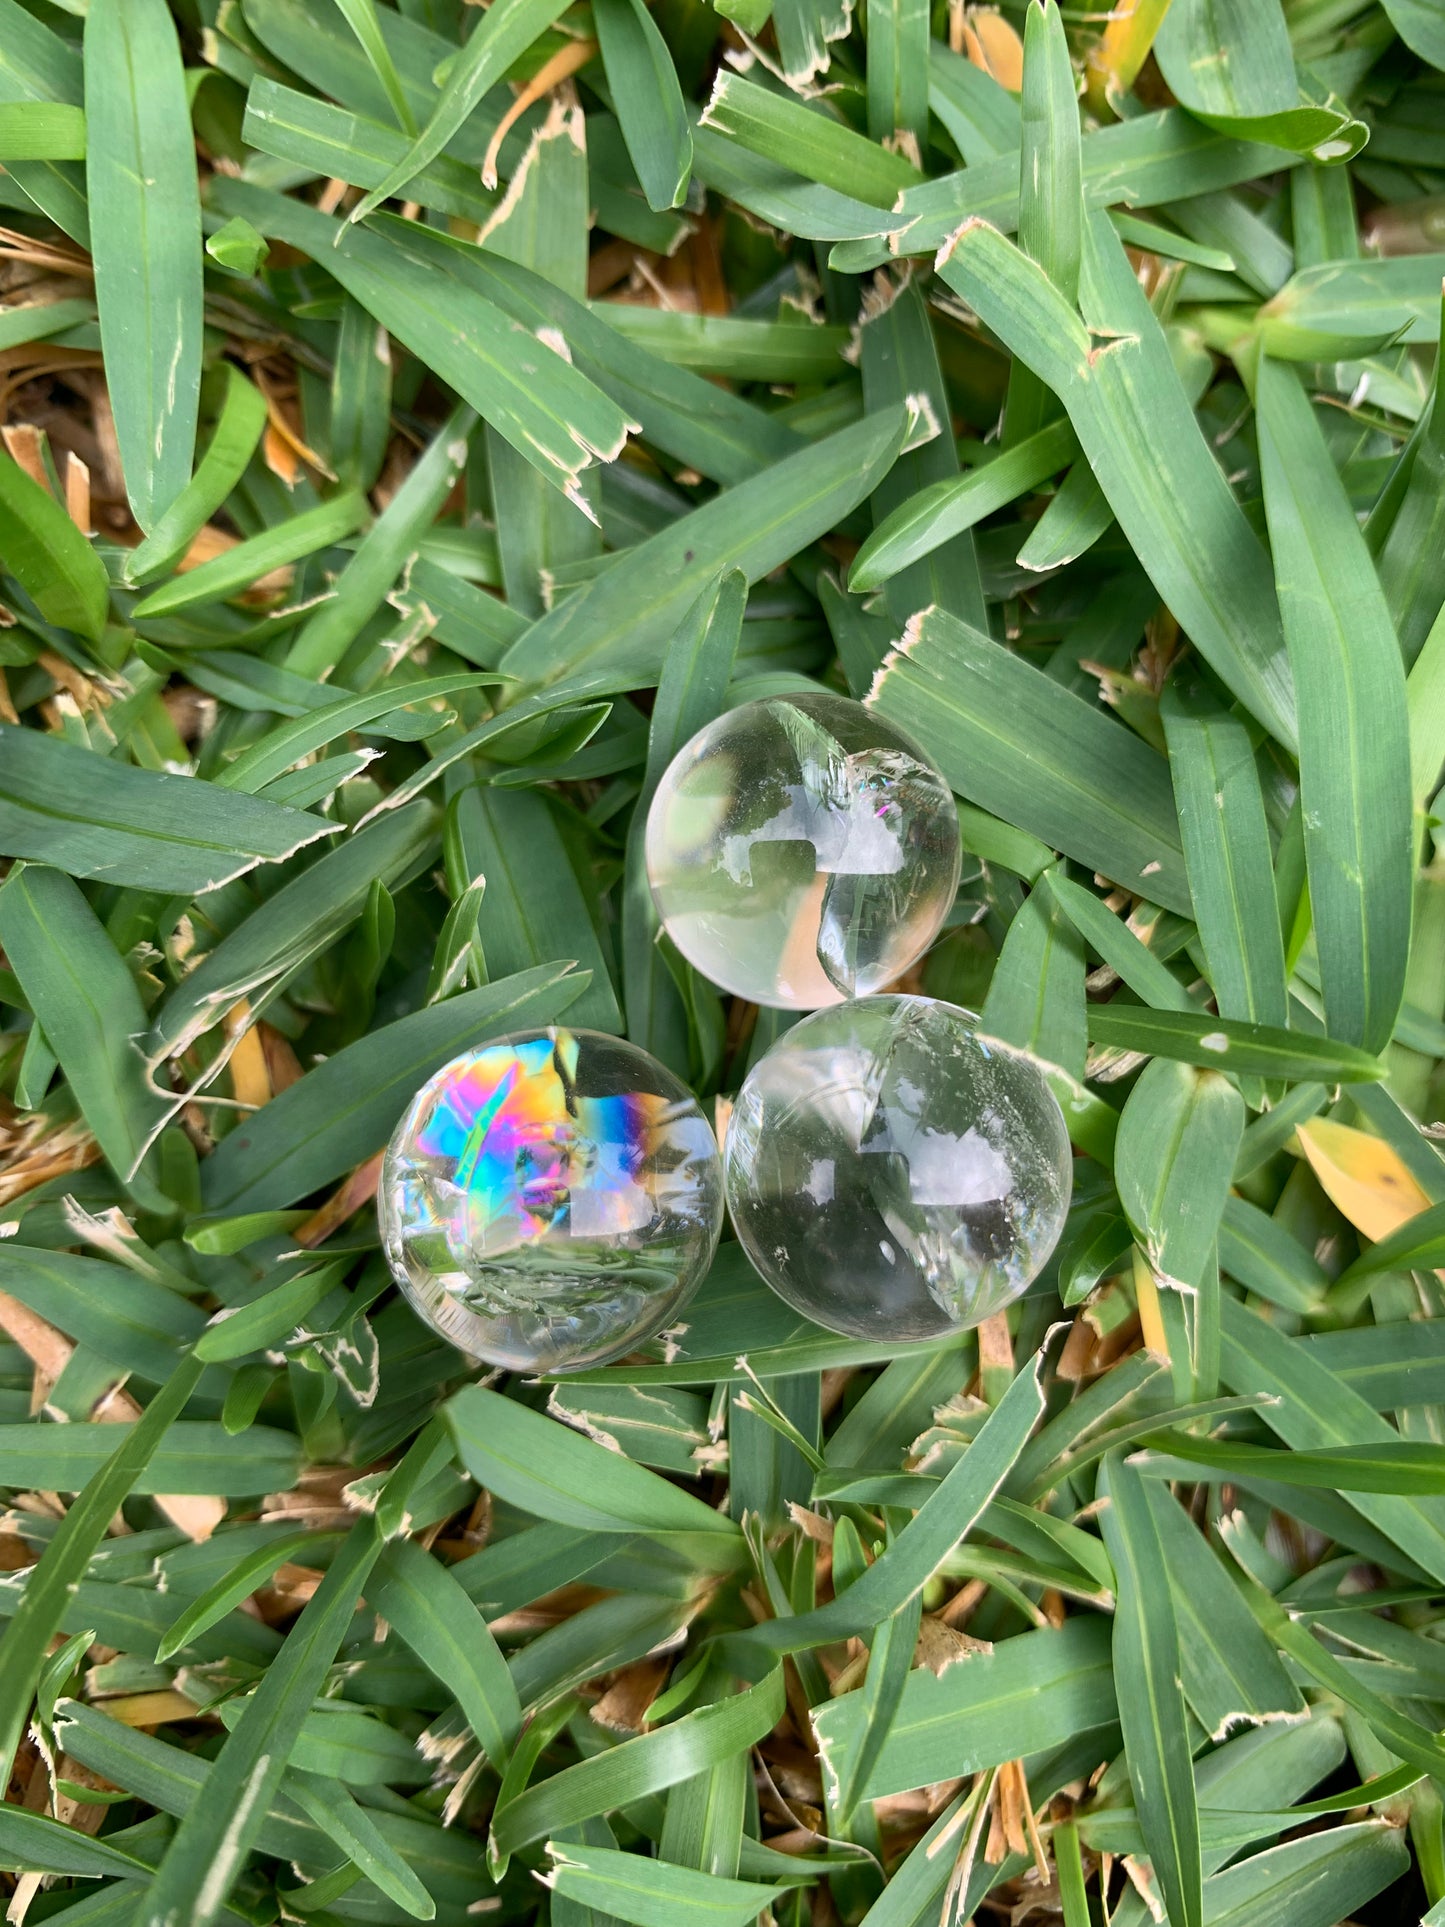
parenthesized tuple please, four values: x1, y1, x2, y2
(1055, 1821, 1090, 1927)
(0, 1246, 201, 1379)
(858, 271, 988, 631)
(448, 1387, 741, 1544)
(347, 0, 572, 222)
(1016, 458, 1114, 570)
(1257, 254, 1445, 360)
(1201, 1822, 1407, 1927)
(83, 0, 201, 530)
(1109, 208, 1235, 270)
(815, 1617, 1115, 1798)
(356, 204, 801, 485)
(980, 882, 1087, 1076)
(1409, 598, 1445, 824)
(481, 97, 597, 613)
(147, 804, 436, 1061)
(1381, 0, 1445, 63)
(0, 0, 87, 242)
(131, 490, 369, 618)
(658, 1676, 749, 1879)
(1098, 1451, 1203, 1927)
(1084, 1005, 1385, 1082)
(445, 786, 624, 1032)
(239, 0, 446, 128)
(491, 1668, 785, 1860)
(1003, 0, 1083, 443)
(866, 0, 927, 147)
(937, 210, 1296, 746)
(194, 1259, 349, 1363)
(831, 108, 1295, 265)
(1256, 355, 1414, 1052)
(1218, 1197, 1327, 1313)
(1020, 5, 1082, 286)
(832, 1580, 923, 1821)
(218, 185, 636, 507)
(0, 1806, 152, 1877)
(1219, 1294, 1445, 1585)
(1140, 1475, 1305, 1736)
(0, 723, 334, 891)
(0, 447, 108, 643)
(770, 0, 850, 88)
(285, 1772, 436, 1920)
(726, 1347, 1046, 1661)
(242, 78, 496, 225)
(595, 305, 848, 381)
(285, 404, 475, 677)
(699, 70, 920, 209)
(1375, 305, 1445, 665)
(330, 0, 417, 135)
(1333, 1197, 1445, 1288)
(544, 1842, 786, 1926)
(137, 1522, 382, 1927)
(691, 118, 904, 243)
(594, 0, 691, 211)
(0, 1421, 299, 1495)
(0, 865, 172, 1200)
(0, 1352, 204, 1789)
(868, 605, 1192, 913)
(1161, 681, 1289, 1031)
(123, 366, 269, 586)
(1116, 1060, 1244, 1294)
(1044, 869, 1192, 1013)
(155, 1531, 333, 1661)
(1141, 1434, 1445, 1495)
(214, 674, 498, 794)
(929, 40, 1019, 159)
(499, 402, 924, 689)
(1154, 0, 1362, 157)
(0, 296, 93, 349)
(51, 1701, 358, 1862)
(1240, 1582, 1445, 1781)
(370, 1536, 521, 1764)
(849, 417, 1077, 591)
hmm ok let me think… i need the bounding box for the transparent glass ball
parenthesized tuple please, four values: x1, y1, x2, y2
(645, 691, 961, 1010)
(379, 1028, 724, 1373)
(724, 996, 1073, 1341)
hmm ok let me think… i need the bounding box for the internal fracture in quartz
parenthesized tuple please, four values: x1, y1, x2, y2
(645, 692, 961, 1010)
(725, 996, 1073, 1340)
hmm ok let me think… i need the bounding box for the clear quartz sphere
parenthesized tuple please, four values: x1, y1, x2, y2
(379, 1028, 724, 1373)
(724, 996, 1073, 1341)
(645, 691, 961, 1011)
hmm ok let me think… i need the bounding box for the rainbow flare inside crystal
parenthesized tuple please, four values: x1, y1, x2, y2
(379, 1028, 724, 1373)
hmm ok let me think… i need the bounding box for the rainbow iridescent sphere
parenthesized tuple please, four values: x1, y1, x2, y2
(379, 1028, 724, 1372)
(725, 996, 1073, 1341)
(645, 691, 961, 1010)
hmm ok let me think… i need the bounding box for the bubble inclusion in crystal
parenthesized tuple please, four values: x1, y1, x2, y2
(644, 691, 961, 1011)
(724, 996, 1073, 1341)
(379, 1028, 724, 1372)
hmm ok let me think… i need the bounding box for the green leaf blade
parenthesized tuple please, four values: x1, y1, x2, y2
(1256, 356, 1414, 1052)
(83, 0, 202, 530)
(1098, 1451, 1203, 1927)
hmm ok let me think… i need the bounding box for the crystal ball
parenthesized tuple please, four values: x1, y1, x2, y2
(645, 691, 961, 1010)
(724, 996, 1072, 1341)
(379, 1028, 724, 1372)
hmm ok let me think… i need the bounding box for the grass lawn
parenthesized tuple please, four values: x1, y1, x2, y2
(1, 0, 1445, 1922)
